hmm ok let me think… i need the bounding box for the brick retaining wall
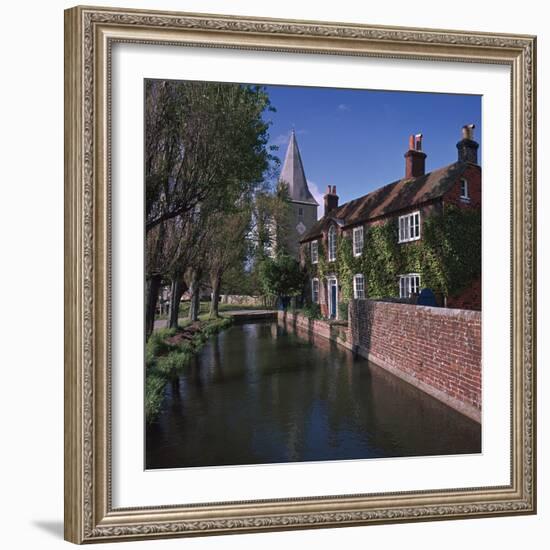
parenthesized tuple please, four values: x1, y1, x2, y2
(349, 300, 481, 422)
(278, 311, 352, 351)
(278, 302, 481, 423)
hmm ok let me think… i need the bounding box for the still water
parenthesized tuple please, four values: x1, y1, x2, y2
(146, 321, 481, 469)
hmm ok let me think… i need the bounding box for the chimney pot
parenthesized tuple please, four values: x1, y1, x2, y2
(457, 124, 479, 164)
(462, 124, 475, 140)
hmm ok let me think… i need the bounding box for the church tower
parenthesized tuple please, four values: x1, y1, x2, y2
(279, 130, 318, 258)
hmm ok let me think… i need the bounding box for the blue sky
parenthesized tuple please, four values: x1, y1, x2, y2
(262, 85, 481, 210)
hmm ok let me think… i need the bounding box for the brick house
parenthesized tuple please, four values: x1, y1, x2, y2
(300, 125, 481, 318)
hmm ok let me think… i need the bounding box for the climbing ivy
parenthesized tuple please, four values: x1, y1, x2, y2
(335, 235, 360, 302)
(304, 205, 481, 303)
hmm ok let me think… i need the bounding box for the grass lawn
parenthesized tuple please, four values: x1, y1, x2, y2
(145, 316, 233, 423)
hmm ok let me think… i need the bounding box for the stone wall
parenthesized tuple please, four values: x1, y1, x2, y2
(219, 294, 263, 306)
(349, 300, 481, 422)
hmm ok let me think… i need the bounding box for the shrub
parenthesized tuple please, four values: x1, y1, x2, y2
(302, 302, 322, 320)
(338, 301, 349, 322)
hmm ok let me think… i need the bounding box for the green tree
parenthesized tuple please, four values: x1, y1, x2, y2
(205, 208, 252, 318)
(144, 80, 277, 337)
(257, 254, 306, 300)
(145, 80, 275, 233)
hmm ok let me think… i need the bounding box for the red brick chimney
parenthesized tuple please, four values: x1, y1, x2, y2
(456, 124, 479, 164)
(324, 185, 339, 216)
(404, 133, 427, 178)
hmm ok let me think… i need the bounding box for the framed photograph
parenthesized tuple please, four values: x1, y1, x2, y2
(64, 5, 537, 544)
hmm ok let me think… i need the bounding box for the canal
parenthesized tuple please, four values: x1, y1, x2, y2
(146, 320, 481, 469)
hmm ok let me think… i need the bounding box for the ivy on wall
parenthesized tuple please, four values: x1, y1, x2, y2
(304, 205, 481, 302)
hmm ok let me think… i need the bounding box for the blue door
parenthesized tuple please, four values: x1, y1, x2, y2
(329, 279, 337, 319)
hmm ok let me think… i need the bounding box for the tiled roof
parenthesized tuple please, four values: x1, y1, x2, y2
(301, 162, 475, 242)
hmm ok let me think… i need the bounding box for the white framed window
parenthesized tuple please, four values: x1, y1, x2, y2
(460, 178, 470, 200)
(311, 278, 319, 303)
(399, 273, 421, 298)
(328, 226, 337, 262)
(353, 226, 364, 257)
(310, 240, 318, 264)
(398, 211, 421, 243)
(353, 274, 365, 299)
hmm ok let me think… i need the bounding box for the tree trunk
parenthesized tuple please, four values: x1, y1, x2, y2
(210, 273, 222, 318)
(168, 275, 187, 329)
(188, 269, 202, 322)
(145, 274, 162, 340)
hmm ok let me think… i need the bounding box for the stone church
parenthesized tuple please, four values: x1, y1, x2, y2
(278, 130, 318, 258)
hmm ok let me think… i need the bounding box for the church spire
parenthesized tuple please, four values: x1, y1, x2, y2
(279, 130, 318, 205)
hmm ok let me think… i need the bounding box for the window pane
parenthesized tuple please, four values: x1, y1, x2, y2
(311, 241, 318, 262)
(328, 228, 336, 260)
(354, 275, 362, 299)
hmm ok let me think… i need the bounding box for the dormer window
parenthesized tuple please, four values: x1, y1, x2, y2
(398, 211, 421, 243)
(328, 226, 337, 262)
(460, 178, 470, 201)
(353, 226, 364, 257)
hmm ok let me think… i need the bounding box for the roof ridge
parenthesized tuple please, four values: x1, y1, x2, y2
(336, 161, 461, 212)
(300, 161, 477, 243)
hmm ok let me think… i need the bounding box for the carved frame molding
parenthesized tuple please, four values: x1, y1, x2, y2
(64, 5, 536, 543)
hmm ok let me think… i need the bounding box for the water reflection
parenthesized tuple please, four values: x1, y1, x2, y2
(146, 321, 481, 469)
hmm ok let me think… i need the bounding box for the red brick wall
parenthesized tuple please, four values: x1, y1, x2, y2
(349, 300, 481, 421)
(447, 277, 481, 310)
(442, 164, 482, 209)
(278, 311, 352, 349)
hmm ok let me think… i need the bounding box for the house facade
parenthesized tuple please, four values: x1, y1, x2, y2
(299, 125, 482, 318)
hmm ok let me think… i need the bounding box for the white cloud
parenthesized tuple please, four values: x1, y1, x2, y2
(307, 180, 325, 219)
(337, 103, 351, 112)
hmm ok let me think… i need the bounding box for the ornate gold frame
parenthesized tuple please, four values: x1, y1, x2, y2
(64, 5, 537, 544)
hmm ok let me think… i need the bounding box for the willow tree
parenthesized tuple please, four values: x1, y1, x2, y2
(205, 208, 252, 318)
(145, 80, 274, 232)
(144, 80, 277, 337)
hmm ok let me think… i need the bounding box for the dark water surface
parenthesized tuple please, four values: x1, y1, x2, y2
(146, 321, 481, 469)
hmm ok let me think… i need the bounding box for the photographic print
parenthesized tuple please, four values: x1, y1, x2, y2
(144, 80, 482, 470)
(65, 7, 536, 542)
